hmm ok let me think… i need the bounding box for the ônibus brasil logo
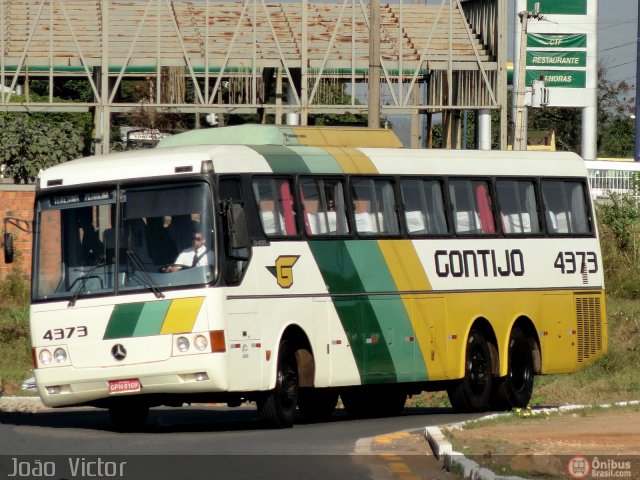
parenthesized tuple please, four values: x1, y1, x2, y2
(567, 456, 591, 479)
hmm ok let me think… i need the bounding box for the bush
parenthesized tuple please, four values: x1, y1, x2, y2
(597, 190, 640, 299)
(0, 113, 86, 183)
(0, 269, 32, 388)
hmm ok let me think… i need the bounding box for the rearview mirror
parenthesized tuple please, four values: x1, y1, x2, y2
(4, 233, 14, 264)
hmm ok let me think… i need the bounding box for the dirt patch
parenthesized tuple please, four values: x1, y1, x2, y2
(445, 407, 640, 478)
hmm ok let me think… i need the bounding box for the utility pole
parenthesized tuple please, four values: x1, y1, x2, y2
(513, 5, 543, 150)
(368, 0, 381, 128)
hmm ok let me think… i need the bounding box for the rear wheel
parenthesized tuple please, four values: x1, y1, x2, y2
(257, 340, 299, 428)
(447, 329, 493, 412)
(491, 328, 535, 410)
(297, 388, 338, 421)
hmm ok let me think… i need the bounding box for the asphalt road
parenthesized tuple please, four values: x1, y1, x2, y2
(0, 405, 479, 479)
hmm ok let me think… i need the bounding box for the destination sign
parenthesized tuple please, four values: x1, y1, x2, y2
(52, 191, 113, 207)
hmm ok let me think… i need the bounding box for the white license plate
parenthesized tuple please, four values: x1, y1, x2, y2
(108, 379, 141, 394)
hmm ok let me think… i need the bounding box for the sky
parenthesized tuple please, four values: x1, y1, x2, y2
(595, 0, 637, 88)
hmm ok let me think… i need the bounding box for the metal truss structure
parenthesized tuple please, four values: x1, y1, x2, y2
(1, 0, 506, 152)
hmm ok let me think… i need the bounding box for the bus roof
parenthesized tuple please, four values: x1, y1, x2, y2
(157, 124, 404, 149)
(36, 129, 587, 190)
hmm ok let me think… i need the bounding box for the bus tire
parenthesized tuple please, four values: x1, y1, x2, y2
(108, 402, 149, 432)
(447, 329, 493, 413)
(491, 328, 535, 410)
(297, 388, 338, 421)
(257, 340, 299, 428)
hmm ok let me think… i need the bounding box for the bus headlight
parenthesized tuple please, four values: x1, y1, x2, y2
(39, 349, 53, 366)
(194, 335, 208, 351)
(54, 348, 68, 364)
(176, 336, 190, 353)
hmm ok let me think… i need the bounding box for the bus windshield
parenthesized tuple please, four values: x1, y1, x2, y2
(33, 182, 215, 302)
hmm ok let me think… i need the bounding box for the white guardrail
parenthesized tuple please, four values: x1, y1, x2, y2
(585, 160, 640, 200)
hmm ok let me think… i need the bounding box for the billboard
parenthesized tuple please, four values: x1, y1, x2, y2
(520, 0, 597, 108)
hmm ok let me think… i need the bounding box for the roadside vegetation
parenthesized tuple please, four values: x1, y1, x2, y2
(0, 266, 31, 393)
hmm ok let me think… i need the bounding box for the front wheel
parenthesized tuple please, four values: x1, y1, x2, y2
(257, 340, 299, 428)
(491, 328, 535, 411)
(447, 329, 493, 413)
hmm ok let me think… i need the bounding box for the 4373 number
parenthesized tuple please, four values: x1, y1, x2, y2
(42, 326, 88, 341)
(553, 251, 598, 274)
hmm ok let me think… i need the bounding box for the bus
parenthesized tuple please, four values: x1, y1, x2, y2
(17, 125, 607, 430)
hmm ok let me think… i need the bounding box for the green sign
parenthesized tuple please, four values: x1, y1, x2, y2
(527, 51, 587, 68)
(528, 33, 587, 48)
(526, 70, 586, 88)
(527, 0, 586, 15)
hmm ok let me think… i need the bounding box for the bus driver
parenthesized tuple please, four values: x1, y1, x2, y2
(162, 227, 214, 272)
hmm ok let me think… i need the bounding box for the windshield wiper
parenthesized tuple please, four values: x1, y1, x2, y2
(126, 250, 165, 299)
(68, 255, 106, 308)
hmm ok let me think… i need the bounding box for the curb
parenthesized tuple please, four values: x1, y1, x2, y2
(0, 396, 46, 413)
(424, 400, 640, 480)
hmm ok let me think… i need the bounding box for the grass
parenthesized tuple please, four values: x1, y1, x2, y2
(530, 296, 640, 407)
(0, 268, 32, 391)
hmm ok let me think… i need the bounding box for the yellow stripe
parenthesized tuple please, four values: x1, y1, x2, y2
(325, 147, 378, 174)
(378, 240, 433, 372)
(378, 240, 432, 291)
(160, 297, 204, 334)
(290, 127, 402, 148)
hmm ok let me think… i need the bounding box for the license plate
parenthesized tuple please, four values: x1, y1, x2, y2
(108, 379, 141, 394)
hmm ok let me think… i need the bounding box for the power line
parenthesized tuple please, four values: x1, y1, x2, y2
(600, 41, 636, 53)
(599, 18, 638, 31)
(605, 60, 636, 70)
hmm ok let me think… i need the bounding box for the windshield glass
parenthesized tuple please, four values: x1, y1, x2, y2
(33, 182, 215, 301)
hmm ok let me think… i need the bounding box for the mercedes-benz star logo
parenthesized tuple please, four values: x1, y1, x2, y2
(111, 344, 127, 361)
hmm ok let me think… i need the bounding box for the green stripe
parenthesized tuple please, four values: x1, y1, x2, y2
(104, 303, 145, 339)
(133, 301, 171, 336)
(344, 242, 427, 382)
(310, 240, 428, 383)
(310, 240, 395, 383)
(249, 145, 311, 173)
(288, 146, 343, 174)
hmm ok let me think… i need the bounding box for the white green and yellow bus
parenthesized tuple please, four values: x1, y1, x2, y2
(19, 125, 607, 429)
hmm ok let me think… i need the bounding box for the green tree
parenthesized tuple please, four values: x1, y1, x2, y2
(527, 61, 635, 156)
(0, 113, 85, 183)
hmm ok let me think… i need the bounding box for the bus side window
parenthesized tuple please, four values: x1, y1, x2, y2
(351, 178, 400, 236)
(449, 179, 495, 235)
(541, 180, 591, 235)
(299, 177, 350, 236)
(496, 179, 540, 234)
(252, 178, 298, 237)
(400, 178, 448, 235)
